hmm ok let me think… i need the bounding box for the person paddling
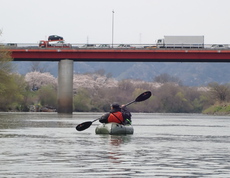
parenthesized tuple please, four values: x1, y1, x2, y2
(99, 102, 132, 125)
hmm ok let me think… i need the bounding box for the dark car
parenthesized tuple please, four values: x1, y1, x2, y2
(117, 44, 135, 48)
(81, 44, 96, 48)
(48, 35, 63, 41)
(211, 44, 229, 49)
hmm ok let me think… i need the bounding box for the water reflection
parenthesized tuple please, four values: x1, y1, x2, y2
(98, 135, 132, 146)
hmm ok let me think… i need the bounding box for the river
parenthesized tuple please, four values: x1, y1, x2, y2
(0, 112, 230, 177)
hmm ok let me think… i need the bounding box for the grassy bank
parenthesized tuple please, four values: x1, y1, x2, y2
(203, 103, 230, 115)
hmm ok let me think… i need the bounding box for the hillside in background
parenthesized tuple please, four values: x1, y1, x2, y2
(13, 61, 230, 86)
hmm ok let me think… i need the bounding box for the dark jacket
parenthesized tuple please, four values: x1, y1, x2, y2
(99, 106, 132, 125)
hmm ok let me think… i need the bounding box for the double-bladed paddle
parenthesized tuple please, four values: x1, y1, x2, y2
(76, 91, 152, 131)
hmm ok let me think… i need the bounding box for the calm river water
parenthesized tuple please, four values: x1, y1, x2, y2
(0, 112, 230, 177)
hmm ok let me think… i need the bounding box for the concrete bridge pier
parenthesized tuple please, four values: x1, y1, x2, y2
(57, 59, 73, 114)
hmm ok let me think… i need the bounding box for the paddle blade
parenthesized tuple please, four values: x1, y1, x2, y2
(135, 91, 152, 102)
(76, 121, 93, 131)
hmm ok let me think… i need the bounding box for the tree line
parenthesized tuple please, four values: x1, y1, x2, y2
(1, 43, 230, 113)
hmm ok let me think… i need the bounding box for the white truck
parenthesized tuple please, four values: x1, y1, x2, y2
(156, 36, 204, 48)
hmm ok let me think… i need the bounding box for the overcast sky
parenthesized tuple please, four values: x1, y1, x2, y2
(1, 0, 230, 44)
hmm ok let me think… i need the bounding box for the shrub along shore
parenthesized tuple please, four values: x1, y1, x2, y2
(1, 70, 230, 115)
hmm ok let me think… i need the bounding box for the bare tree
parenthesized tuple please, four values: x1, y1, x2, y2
(208, 82, 230, 103)
(106, 72, 113, 78)
(0, 29, 14, 87)
(95, 69, 105, 76)
(30, 62, 47, 73)
(154, 73, 183, 85)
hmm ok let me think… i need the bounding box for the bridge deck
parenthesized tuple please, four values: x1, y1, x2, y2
(9, 48, 230, 62)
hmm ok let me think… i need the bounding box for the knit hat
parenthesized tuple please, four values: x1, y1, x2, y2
(111, 102, 120, 108)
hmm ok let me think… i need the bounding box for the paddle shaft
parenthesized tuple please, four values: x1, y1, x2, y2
(124, 100, 136, 107)
(92, 118, 100, 123)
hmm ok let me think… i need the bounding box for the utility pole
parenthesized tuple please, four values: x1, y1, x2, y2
(112, 10, 114, 48)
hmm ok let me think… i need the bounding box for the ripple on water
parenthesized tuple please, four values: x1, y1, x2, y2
(0, 113, 230, 177)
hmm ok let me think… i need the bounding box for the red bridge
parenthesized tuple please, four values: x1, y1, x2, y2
(10, 48, 230, 62)
(7, 47, 230, 114)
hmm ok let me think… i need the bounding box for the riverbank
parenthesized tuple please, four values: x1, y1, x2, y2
(203, 103, 230, 115)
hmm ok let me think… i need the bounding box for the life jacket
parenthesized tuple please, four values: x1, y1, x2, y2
(108, 111, 124, 124)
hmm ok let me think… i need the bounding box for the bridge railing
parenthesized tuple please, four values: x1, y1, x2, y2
(1, 43, 229, 50)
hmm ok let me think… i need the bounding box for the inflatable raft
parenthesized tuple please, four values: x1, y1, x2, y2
(95, 122, 134, 135)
